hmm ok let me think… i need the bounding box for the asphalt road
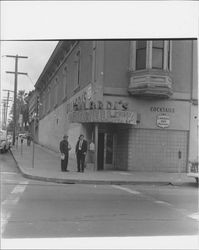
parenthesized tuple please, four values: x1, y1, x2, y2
(1, 151, 198, 249)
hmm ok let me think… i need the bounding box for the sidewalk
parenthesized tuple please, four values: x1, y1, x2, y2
(10, 142, 194, 185)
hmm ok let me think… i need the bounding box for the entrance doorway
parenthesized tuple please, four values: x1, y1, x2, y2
(97, 132, 115, 170)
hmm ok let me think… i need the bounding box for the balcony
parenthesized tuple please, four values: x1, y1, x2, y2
(128, 69, 173, 98)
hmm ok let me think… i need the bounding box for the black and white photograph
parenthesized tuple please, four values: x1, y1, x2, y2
(0, 1, 198, 249)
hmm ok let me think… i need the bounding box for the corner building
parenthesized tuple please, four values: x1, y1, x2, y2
(35, 40, 198, 172)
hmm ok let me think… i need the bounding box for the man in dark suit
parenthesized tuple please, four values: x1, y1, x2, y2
(60, 135, 70, 172)
(75, 134, 87, 172)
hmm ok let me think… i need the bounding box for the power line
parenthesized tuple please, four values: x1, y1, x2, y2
(26, 74, 35, 86)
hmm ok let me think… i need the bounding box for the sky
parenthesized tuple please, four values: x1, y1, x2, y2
(1, 40, 58, 100)
(0, 41, 58, 122)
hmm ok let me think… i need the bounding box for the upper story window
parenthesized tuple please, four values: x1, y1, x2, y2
(54, 77, 59, 107)
(167, 41, 171, 71)
(50, 83, 55, 108)
(136, 40, 147, 70)
(39, 94, 43, 117)
(152, 40, 164, 69)
(76, 50, 81, 85)
(47, 87, 50, 112)
(92, 41, 97, 82)
(74, 50, 81, 90)
(131, 40, 172, 72)
(63, 65, 68, 99)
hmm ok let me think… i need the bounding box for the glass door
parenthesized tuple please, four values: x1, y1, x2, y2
(97, 132, 115, 170)
(104, 133, 115, 169)
(97, 133, 105, 170)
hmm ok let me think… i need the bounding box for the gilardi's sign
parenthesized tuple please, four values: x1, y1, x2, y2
(67, 84, 137, 125)
(68, 109, 137, 125)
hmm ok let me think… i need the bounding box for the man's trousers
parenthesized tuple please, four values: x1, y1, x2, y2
(76, 152, 85, 172)
(61, 154, 68, 171)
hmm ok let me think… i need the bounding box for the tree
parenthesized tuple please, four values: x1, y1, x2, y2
(8, 90, 29, 132)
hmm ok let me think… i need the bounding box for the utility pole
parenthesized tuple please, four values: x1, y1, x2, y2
(1, 101, 7, 129)
(6, 55, 28, 145)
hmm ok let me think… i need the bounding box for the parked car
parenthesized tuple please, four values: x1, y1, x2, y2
(187, 160, 199, 184)
(7, 135, 13, 146)
(18, 133, 27, 139)
(0, 130, 11, 153)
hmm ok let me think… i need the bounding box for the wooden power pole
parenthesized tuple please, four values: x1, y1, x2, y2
(6, 55, 28, 145)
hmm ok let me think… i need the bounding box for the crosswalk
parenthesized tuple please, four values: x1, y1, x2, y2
(1, 180, 29, 235)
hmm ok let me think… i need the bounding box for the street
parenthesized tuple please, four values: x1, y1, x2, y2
(1, 151, 198, 249)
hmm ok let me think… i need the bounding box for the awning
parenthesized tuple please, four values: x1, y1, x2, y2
(68, 109, 137, 125)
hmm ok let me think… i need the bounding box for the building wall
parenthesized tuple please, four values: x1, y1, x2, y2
(39, 99, 85, 155)
(115, 127, 128, 170)
(104, 41, 129, 89)
(103, 40, 194, 98)
(191, 40, 198, 100)
(188, 104, 198, 162)
(38, 41, 93, 152)
(39, 84, 93, 154)
(39, 41, 93, 120)
(37, 40, 197, 172)
(103, 95, 190, 172)
(128, 129, 188, 172)
(103, 96, 190, 131)
(101, 40, 197, 172)
(172, 40, 192, 94)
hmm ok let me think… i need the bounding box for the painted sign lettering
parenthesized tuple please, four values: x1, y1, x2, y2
(157, 114, 170, 128)
(68, 110, 137, 125)
(150, 107, 175, 113)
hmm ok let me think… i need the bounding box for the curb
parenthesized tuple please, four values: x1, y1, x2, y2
(9, 149, 191, 186)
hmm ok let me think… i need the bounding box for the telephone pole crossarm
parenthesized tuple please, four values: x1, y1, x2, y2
(6, 71, 28, 75)
(3, 89, 14, 93)
(6, 55, 28, 59)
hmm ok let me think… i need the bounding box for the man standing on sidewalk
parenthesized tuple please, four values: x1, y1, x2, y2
(60, 135, 71, 172)
(75, 134, 87, 172)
